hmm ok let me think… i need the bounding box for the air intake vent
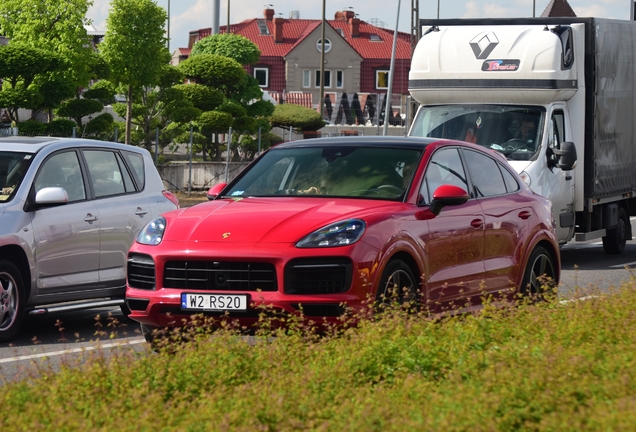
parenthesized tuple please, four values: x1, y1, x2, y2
(163, 261, 277, 291)
(284, 258, 352, 294)
(127, 253, 156, 290)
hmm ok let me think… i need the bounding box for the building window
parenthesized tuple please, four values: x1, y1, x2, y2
(315, 70, 331, 88)
(376, 70, 389, 89)
(302, 69, 311, 88)
(254, 67, 269, 88)
(316, 38, 332, 53)
(336, 70, 344, 88)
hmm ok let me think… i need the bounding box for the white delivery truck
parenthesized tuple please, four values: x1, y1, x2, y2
(408, 17, 636, 254)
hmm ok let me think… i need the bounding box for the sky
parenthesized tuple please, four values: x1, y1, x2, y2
(87, 0, 632, 52)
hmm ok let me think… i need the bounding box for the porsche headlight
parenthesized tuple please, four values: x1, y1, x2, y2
(137, 217, 166, 246)
(296, 219, 366, 248)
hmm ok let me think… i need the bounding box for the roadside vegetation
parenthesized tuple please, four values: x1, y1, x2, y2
(1, 283, 636, 430)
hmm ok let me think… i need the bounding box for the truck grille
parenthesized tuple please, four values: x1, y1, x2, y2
(163, 261, 277, 292)
(127, 254, 156, 290)
(284, 258, 352, 294)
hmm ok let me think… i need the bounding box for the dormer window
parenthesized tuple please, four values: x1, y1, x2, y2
(258, 19, 270, 35)
(370, 34, 381, 41)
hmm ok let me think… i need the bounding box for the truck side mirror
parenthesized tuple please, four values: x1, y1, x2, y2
(552, 141, 577, 171)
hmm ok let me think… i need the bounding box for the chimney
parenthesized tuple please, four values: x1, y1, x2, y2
(349, 17, 360, 38)
(264, 8, 274, 21)
(274, 17, 285, 43)
(344, 10, 355, 21)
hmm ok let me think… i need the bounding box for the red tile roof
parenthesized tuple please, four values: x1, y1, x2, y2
(187, 18, 411, 61)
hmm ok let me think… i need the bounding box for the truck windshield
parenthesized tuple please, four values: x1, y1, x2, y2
(409, 105, 545, 161)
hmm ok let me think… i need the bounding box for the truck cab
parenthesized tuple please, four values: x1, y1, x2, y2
(409, 18, 634, 254)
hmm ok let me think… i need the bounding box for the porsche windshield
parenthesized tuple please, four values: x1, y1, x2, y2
(0, 152, 32, 202)
(410, 105, 545, 161)
(225, 146, 423, 200)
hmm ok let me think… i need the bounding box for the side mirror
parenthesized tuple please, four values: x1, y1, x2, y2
(551, 141, 577, 171)
(35, 187, 68, 206)
(207, 183, 227, 200)
(429, 184, 470, 215)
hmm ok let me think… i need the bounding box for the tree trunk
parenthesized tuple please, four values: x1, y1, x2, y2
(125, 85, 133, 144)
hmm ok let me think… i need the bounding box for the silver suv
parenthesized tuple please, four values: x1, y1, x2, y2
(0, 137, 179, 341)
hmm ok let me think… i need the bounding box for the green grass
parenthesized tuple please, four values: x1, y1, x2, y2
(2, 284, 636, 431)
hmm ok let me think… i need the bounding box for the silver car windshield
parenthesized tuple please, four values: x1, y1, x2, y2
(225, 146, 423, 200)
(410, 104, 545, 161)
(0, 152, 32, 202)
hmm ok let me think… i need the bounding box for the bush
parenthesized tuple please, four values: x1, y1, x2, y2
(269, 103, 326, 132)
(46, 119, 76, 137)
(17, 120, 46, 136)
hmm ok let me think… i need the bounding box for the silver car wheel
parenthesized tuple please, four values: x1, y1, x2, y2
(0, 270, 18, 332)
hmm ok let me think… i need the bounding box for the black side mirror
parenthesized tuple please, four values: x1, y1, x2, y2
(552, 141, 577, 171)
(429, 184, 470, 215)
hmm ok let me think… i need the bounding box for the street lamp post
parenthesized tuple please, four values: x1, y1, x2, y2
(227, 0, 231, 33)
(319, 0, 326, 121)
(167, 0, 170, 52)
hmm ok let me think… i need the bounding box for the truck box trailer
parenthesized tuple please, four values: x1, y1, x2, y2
(408, 17, 636, 254)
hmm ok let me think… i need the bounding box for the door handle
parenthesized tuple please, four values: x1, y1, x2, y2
(84, 213, 98, 223)
(470, 219, 483, 229)
(135, 207, 148, 216)
(518, 210, 532, 220)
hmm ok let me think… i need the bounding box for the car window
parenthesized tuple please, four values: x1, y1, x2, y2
(462, 149, 507, 197)
(227, 147, 421, 200)
(0, 152, 32, 202)
(116, 152, 137, 193)
(121, 150, 145, 190)
(500, 165, 520, 193)
(422, 148, 468, 203)
(34, 151, 86, 202)
(83, 150, 126, 198)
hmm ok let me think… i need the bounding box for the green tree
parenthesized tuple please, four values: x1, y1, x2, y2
(0, 43, 63, 122)
(99, 0, 169, 144)
(0, 0, 96, 89)
(269, 104, 326, 132)
(111, 65, 200, 150)
(55, 97, 104, 129)
(190, 33, 261, 65)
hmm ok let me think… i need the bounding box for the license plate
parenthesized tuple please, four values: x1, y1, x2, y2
(181, 293, 249, 311)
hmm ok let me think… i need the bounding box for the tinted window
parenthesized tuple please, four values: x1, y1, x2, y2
(35, 151, 86, 202)
(84, 150, 126, 198)
(122, 151, 145, 190)
(500, 165, 520, 193)
(116, 152, 136, 193)
(422, 148, 468, 203)
(462, 150, 507, 197)
(0, 152, 32, 202)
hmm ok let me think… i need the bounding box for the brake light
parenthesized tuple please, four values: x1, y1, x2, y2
(162, 190, 180, 208)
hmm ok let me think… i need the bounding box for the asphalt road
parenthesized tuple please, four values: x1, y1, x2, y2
(3, 220, 636, 384)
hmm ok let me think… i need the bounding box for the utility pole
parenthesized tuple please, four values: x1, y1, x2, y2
(319, 0, 326, 120)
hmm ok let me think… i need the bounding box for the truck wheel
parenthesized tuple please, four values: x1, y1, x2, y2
(602, 207, 628, 255)
(376, 259, 418, 311)
(520, 246, 557, 301)
(0, 260, 26, 342)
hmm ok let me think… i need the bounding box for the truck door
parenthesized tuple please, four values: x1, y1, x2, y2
(546, 108, 575, 243)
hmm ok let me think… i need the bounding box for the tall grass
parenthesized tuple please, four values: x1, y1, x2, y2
(2, 283, 636, 431)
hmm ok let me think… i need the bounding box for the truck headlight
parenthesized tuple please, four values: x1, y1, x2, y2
(137, 217, 166, 246)
(519, 171, 531, 187)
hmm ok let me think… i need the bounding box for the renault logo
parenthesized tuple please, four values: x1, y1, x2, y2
(470, 31, 499, 59)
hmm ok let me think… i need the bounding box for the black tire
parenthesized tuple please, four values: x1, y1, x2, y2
(0, 260, 26, 342)
(376, 259, 418, 311)
(520, 246, 557, 300)
(602, 207, 628, 255)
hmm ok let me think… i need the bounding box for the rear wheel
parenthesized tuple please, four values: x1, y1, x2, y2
(602, 207, 628, 255)
(520, 246, 557, 301)
(0, 260, 26, 342)
(376, 259, 418, 311)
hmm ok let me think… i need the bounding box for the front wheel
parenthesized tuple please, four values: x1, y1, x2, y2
(519, 246, 557, 301)
(376, 259, 418, 311)
(0, 260, 26, 342)
(602, 207, 628, 255)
